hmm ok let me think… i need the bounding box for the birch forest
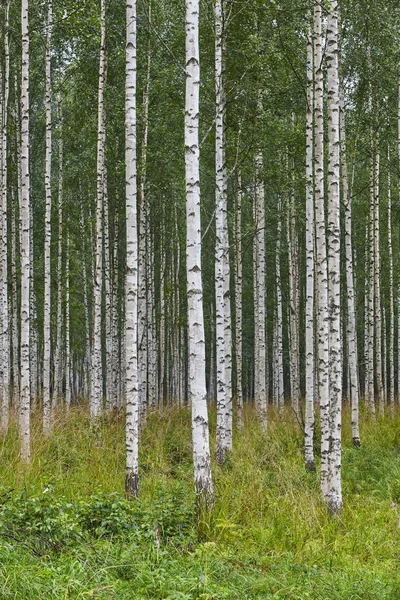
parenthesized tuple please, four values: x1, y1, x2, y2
(1, 0, 400, 597)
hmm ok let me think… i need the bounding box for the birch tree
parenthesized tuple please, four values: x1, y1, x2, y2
(314, 0, 330, 500)
(185, 0, 214, 507)
(90, 0, 106, 420)
(1, 0, 10, 431)
(43, 0, 53, 433)
(235, 176, 243, 429)
(326, 0, 342, 514)
(340, 89, 360, 446)
(125, 0, 139, 496)
(254, 146, 267, 433)
(304, 15, 315, 471)
(387, 148, 394, 416)
(20, 0, 31, 462)
(215, 0, 229, 464)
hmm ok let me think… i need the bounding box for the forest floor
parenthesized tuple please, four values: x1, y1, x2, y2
(0, 405, 399, 599)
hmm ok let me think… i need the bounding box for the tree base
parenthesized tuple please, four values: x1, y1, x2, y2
(125, 470, 139, 498)
(327, 498, 343, 516)
(352, 437, 361, 448)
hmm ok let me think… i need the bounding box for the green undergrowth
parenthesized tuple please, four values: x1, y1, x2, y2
(0, 405, 398, 598)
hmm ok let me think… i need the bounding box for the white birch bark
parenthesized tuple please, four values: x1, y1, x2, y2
(398, 79, 400, 405)
(253, 198, 259, 409)
(65, 234, 71, 408)
(54, 103, 63, 404)
(367, 179, 375, 418)
(326, 0, 342, 514)
(314, 0, 330, 500)
(373, 149, 384, 416)
(388, 148, 395, 416)
(340, 88, 360, 446)
(43, 0, 53, 433)
(235, 175, 243, 429)
(112, 214, 119, 407)
(90, 0, 106, 419)
(304, 15, 315, 471)
(215, 0, 227, 463)
(185, 0, 214, 506)
(1, 0, 10, 431)
(287, 194, 300, 419)
(383, 308, 387, 405)
(147, 232, 156, 410)
(103, 172, 113, 410)
(276, 198, 284, 418)
(254, 148, 267, 432)
(20, 0, 31, 462)
(11, 188, 19, 407)
(138, 4, 151, 422)
(125, 0, 139, 496)
(0, 56, 3, 400)
(207, 305, 216, 403)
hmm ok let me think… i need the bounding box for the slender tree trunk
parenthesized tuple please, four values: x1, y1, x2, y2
(388, 148, 395, 416)
(138, 2, 151, 423)
(235, 175, 243, 429)
(276, 198, 284, 418)
(304, 16, 315, 471)
(314, 0, 330, 499)
(326, 0, 342, 514)
(53, 103, 63, 406)
(11, 188, 19, 408)
(103, 172, 113, 410)
(185, 0, 214, 507)
(43, 0, 53, 433)
(90, 0, 106, 419)
(20, 0, 31, 462)
(340, 88, 360, 446)
(215, 0, 227, 463)
(65, 234, 71, 408)
(254, 146, 267, 432)
(374, 149, 384, 416)
(367, 176, 375, 419)
(1, 0, 10, 431)
(125, 0, 139, 496)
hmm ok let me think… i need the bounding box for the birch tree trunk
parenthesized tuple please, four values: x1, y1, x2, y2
(125, 0, 139, 496)
(367, 173, 375, 418)
(326, 0, 342, 514)
(235, 175, 243, 429)
(388, 148, 395, 416)
(11, 188, 19, 408)
(304, 15, 315, 471)
(138, 7, 151, 423)
(314, 0, 330, 500)
(374, 149, 384, 416)
(90, 0, 106, 420)
(1, 0, 10, 431)
(103, 172, 113, 410)
(215, 0, 227, 464)
(65, 234, 71, 408)
(276, 199, 284, 418)
(304, 14, 315, 472)
(185, 0, 214, 507)
(20, 0, 31, 462)
(54, 103, 63, 405)
(43, 0, 53, 433)
(254, 148, 267, 432)
(340, 88, 360, 446)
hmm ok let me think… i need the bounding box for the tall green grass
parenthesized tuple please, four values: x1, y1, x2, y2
(0, 404, 399, 598)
